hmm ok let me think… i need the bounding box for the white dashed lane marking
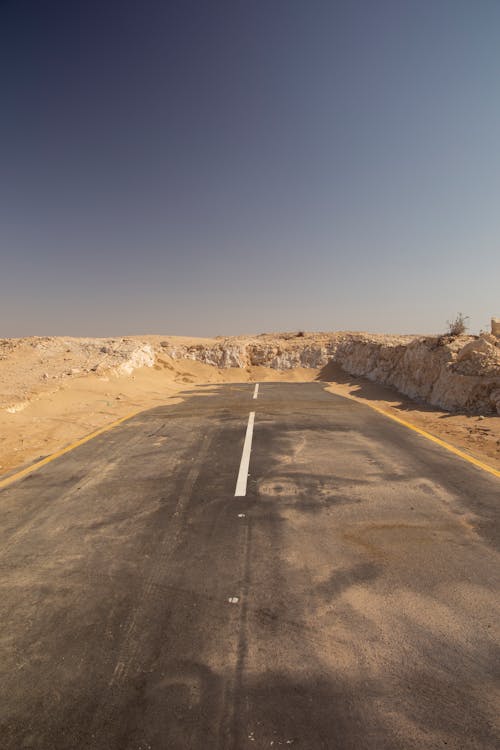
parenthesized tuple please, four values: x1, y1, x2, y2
(235, 411, 255, 497)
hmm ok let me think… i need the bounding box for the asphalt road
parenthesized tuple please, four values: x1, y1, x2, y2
(1, 383, 499, 750)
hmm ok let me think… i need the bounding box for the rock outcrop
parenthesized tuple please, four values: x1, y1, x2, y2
(333, 335, 500, 415)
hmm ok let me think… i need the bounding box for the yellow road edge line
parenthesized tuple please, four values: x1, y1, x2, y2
(2, 387, 499, 490)
(0, 410, 143, 491)
(334, 391, 500, 479)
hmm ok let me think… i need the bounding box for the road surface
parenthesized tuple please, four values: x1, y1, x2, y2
(1, 383, 499, 749)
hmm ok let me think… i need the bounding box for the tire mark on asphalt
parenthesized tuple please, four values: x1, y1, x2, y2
(88, 428, 215, 746)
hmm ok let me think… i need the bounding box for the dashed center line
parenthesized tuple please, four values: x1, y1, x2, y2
(235, 411, 255, 497)
(253, 383, 259, 399)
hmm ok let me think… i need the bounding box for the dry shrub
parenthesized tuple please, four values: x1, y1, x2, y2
(446, 313, 469, 337)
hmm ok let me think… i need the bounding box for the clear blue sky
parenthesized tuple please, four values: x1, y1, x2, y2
(1, 0, 499, 337)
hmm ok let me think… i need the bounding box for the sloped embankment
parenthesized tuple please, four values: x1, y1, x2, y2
(0, 336, 155, 412)
(332, 334, 500, 416)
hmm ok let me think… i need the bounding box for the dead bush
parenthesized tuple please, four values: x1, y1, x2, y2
(446, 313, 469, 337)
